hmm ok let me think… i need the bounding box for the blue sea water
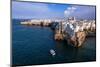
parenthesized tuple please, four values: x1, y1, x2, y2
(12, 19, 96, 66)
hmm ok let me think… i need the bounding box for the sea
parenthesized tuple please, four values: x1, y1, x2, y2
(12, 19, 96, 66)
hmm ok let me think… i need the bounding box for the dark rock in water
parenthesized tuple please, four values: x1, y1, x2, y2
(86, 32, 96, 37)
(50, 22, 59, 30)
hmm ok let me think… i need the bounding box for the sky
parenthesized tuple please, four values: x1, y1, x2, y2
(12, 1, 96, 20)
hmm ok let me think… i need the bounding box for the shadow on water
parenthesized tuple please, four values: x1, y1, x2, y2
(55, 40, 80, 61)
(54, 38, 96, 63)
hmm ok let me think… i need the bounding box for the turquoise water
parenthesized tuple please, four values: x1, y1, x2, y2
(12, 19, 96, 66)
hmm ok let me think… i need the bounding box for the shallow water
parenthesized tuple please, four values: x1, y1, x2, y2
(12, 19, 96, 66)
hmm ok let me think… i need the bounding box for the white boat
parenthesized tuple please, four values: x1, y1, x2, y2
(50, 49, 56, 56)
